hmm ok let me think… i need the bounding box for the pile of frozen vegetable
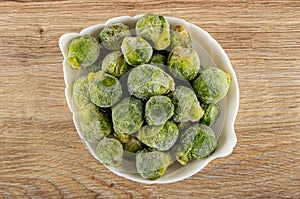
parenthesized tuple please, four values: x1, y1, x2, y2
(68, 13, 231, 180)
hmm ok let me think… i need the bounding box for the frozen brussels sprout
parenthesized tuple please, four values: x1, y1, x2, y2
(171, 86, 204, 123)
(192, 67, 231, 103)
(123, 136, 145, 160)
(199, 103, 220, 127)
(101, 51, 131, 78)
(112, 97, 144, 135)
(176, 124, 217, 165)
(67, 35, 100, 69)
(145, 96, 174, 125)
(72, 75, 90, 108)
(138, 121, 179, 151)
(88, 71, 122, 107)
(136, 13, 171, 50)
(96, 137, 123, 167)
(128, 64, 175, 100)
(168, 46, 200, 80)
(99, 23, 131, 50)
(136, 149, 172, 180)
(149, 52, 167, 68)
(121, 37, 153, 66)
(78, 103, 112, 142)
(171, 25, 192, 49)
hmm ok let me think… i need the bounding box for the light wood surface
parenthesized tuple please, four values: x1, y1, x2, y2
(0, 0, 299, 198)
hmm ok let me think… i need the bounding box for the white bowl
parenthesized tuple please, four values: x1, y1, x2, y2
(59, 15, 239, 184)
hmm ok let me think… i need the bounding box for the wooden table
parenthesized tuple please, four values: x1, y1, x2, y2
(0, 0, 299, 198)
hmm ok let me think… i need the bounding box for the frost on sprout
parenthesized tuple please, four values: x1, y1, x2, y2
(145, 96, 174, 125)
(67, 35, 100, 69)
(192, 67, 231, 103)
(121, 36, 153, 66)
(96, 137, 123, 167)
(168, 46, 200, 80)
(127, 64, 175, 100)
(199, 102, 220, 127)
(171, 86, 204, 123)
(78, 103, 112, 142)
(101, 51, 131, 78)
(136, 13, 171, 50)
(176, 124, 217, 165)
(72, 75, 90, 108)
(112, 97, 144, 135)
(171, 24, 192, 49)
(88, 71, 122, 108)
(99, 23, 131, 50)
(136, 149, 172, 180)
(138, 121, 179, 151)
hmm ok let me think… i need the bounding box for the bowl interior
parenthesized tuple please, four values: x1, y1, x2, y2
(59, 15, 239, 184)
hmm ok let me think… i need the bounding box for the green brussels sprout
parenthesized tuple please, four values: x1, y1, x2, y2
(127, 64, 175, 100)
(78, 103, 112, 142)
(145, 96, 174, 125)
(199, 103, 220, 127)
(192, 67, 231, 103)
(149, 52, 167, 68)
(72, 75, 90, 108)
(136, 13, 171, 50)
(171, 25, 192, 49)
(96, 137, 123, 167)
(112, 97, 144, 135)
(168, 46, 200, 80)
(67, 35, 100, 69)
(101, 51, 131, 78)
(138, 121, 179, 151)
(136, 149, 172, 180)
(99, 23, 131, 50)
(88, 71, 122, 107)
(121, 37, 153, 66)
(171, 86, 204, 123)
(176, 124, 217, 165)
(123, 136, 145, 160)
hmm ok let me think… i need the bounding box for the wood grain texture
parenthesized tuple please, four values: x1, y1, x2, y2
(0, 0, 299, 198)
